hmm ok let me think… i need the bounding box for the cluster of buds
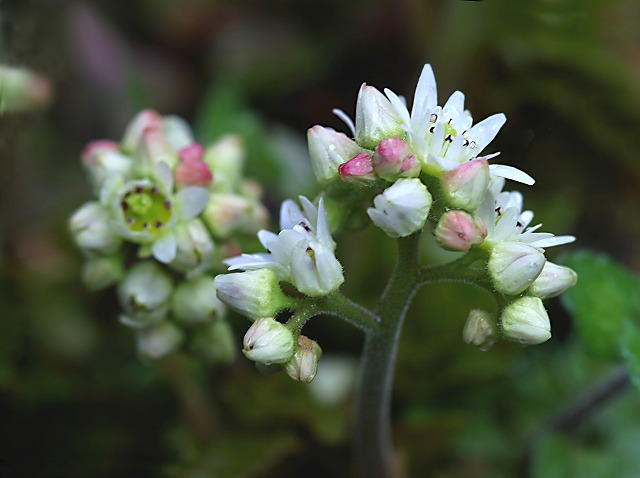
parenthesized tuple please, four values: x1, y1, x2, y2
(70, 109, 269, 360)
(306, 64, 577, 347)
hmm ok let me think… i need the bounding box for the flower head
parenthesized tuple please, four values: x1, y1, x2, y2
(225, 196, 344, 297)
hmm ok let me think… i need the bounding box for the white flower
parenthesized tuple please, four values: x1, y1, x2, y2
(367, 178, 432, 238)
(381, 64, 533, 184)
(109, 162, 209, 264)
(225, 196, 344, 297)
(69, 201, 122, 255)
(477, 178, 575, 250)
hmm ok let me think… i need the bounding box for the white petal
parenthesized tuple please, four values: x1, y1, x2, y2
(489, 164, 535, 185)
(442, 90, 466, 122)
(176, 187, 209, 219)
(383, 88, 411, 127)
(520, 212, 536, 229)
(468, 113, 506, 153)
(493, 208, 519, 242)
(280, 199, 304, 230)
(332, 108, 356, 137)
(155, 161, 174, 194)
(298, 196, 319, 228)
(529, 235, 576, 248)
(152, 233, 177, 263)
(257, 230, 279, 250)
(412, 64, 437, 121)
(314, 198, 334, 248)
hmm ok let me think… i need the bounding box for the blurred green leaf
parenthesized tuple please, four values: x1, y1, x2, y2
(621, 327, 640, 394)
(561, 250, 640, 359)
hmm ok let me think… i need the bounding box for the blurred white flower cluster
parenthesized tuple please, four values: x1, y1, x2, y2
(307, 64, 577, 348)
(70, 110, 269, 360)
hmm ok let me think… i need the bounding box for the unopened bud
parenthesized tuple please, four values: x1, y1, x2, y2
(137, 321, 184, 360)
(529, 262, 578, 299)
(69, 202, 122, 255)
(202, 193, 269, 239)
(214, 269, 292, 320)
(167, 219, 215, 276)
(242, 317, 295, 364)
(435, 210, 487, 251)
(441, 159, 490, 211)
(135, 125, 178, 173)
(118, 262, 173, 327)
(173, 276, 226, 324)
(355, 84, 403, 149)
(204, 135, 245, 193)
(372, 137, 420, 180)
(81, 255, 124, 291)
(0, 65, 53, 112)
(367, 178, 432, 238)
(285, 336, 323, 383)
(501, 296, 551, 345)
(488, 242, 546, 295)
(462, 309, 496, 351)
(121, 109, 163, 153)
(175, 143, 213, 188)
(81, 141, 132, 192)
(338, 152, 376, 184)
(307, 125, 364, 184)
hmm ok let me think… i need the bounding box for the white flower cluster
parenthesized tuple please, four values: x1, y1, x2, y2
(307, 64, 577, 347)
(70, 110, 269, 360)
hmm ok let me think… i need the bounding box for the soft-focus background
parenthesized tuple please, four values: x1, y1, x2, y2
(2, 0, 640, 477)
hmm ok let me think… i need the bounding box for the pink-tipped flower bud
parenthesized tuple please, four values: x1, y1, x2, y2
(372, 137, 420, 180)
(136, 125, 178, 172)
(307, 126, 364, 185)
(175, 143, 213, 188)
(354, 84, 403, 149)
(463, 309, 496, 351)
(435, 210, 487, 251)
(202, 193, 269, 239)
(242, 318, 295, 365)
(488, 242, 546, 295)
(0, 65, 53, 112)
(500, 296, 551, 345)
(528, 261, 578, 299)
(441, 159, 490, 211)
(338, 152, 376, 184)
(285, 336, 323, 383)
(121, 109, 163, 154)
(81, 141, 132, 193)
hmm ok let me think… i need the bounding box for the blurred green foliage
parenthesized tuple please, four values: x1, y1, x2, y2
(2, 0, 640, 476)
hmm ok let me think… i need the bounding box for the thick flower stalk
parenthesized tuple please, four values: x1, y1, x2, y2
(70, 109, 269, 362)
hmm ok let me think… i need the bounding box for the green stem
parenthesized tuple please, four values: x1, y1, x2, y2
(355, 233, 421, 478)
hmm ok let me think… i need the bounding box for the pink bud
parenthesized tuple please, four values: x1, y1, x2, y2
(176, 143, 213, 188)
(138, 126, 178, 170)
(441, 159, 490, 211)
(338, 152, 376, 183)
(81, 140, 119, 167)
(122, 110, 163, 153)
(372, 137, 420, 180)
(435, 210, 487, 251)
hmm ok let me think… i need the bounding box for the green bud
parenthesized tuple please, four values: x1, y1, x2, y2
(172, 276, 226, 324)
(242, 318, 295, 364)
(501, 296, 551, 345)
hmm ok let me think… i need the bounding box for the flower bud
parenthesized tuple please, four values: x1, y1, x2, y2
(529, 261, 578, 299)
(372, 137, 420, 181)
(118, 262, 173, 327)
(285, 336, 323, 383)
(135, 125, 178, 173)
(81, 141, 132, 193)
(307, 126, 363, 184)
(121, 109, 163, 154)
(488, 242, 546, 295)
(462, 309, 496, 351)
(175, 143, 213, 188)
(204, 135, 245, 193)
(137, 321, 184, 360)
(214, 269, 292, 320)
(81, 255, 124, 291)
(190, 320, 237, 364)
(0, 65, 53, 112)
(367, 178, 432, 238)
(69, 201, 122, 255)
(354, 84, 403, 149)
(440, 159, 490, 211)
(338, 152, 376, 184)
(242, 318, 295, 364)
(435, 210, 487, 251)
(501, 296, 551, 345)
(167, 219, 215, 276)
(202, 193, 269, 239)
(173, 276, 226, 324)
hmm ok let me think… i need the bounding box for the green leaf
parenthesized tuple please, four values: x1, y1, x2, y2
(621, 326, 640, 394)
(561, 250, 640, 359)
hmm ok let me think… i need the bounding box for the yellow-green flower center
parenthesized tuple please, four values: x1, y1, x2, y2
(121, 185, 172, 234)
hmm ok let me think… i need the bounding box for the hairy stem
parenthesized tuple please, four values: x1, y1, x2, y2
(355, 233, 421, 478)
